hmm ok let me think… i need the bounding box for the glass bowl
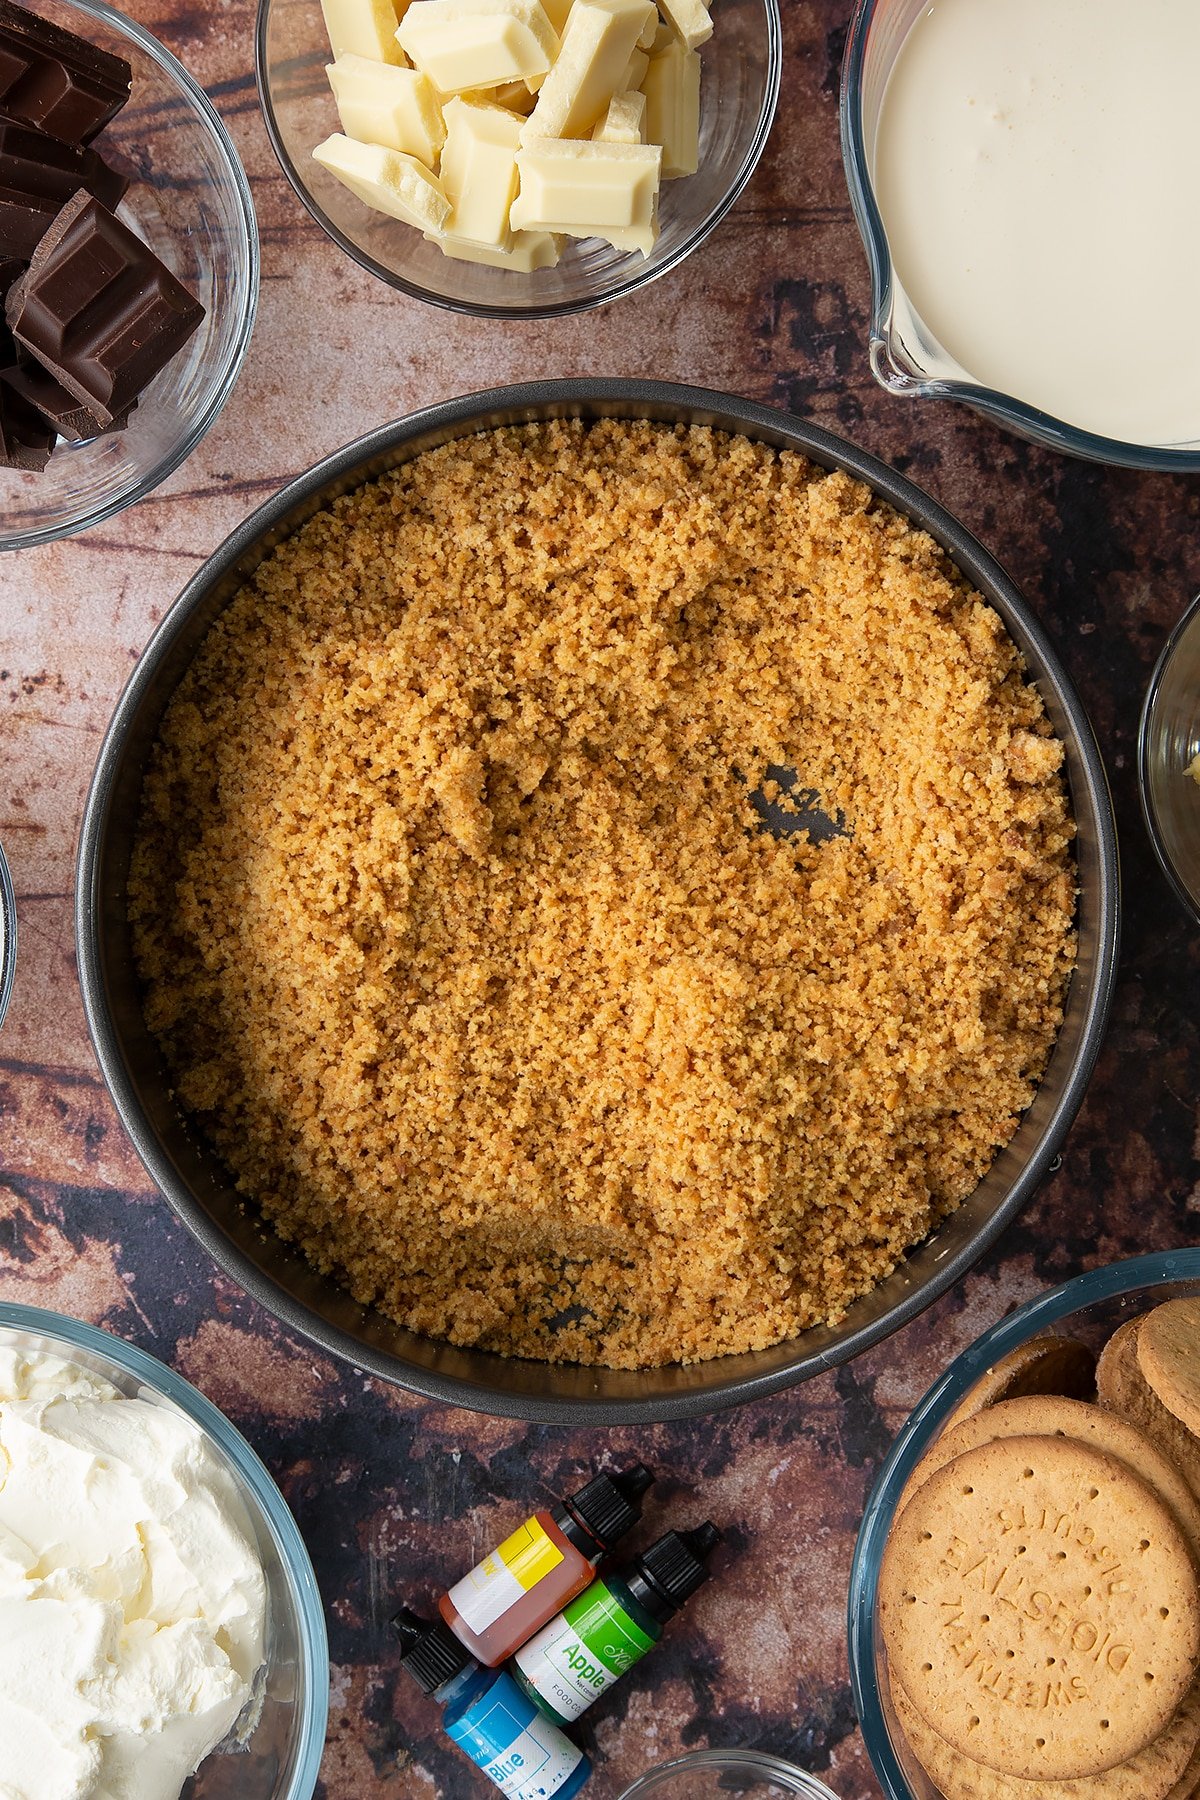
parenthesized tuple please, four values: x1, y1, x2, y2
(617, 1748, 841, 1797)
(255, 0, 780, 318)
(76, 379, 1119, 1423)
(0, 1303, 329, 1798)
(848, 1250, 1200, 1800)
(0, 840, 14, 1032)
(0, 0, 259, 553)
(1140, 591, 1200, 925)
(839, 0, 1200, 472)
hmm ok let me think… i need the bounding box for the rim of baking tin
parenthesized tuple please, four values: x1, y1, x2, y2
(76, 379, 1121, 1423)
(0, 1302, 330, 1798)
(253, 0, 781, 320)
(839, 0, 1200, 472)
(848, 1249, 1200, 1800)
(0, 840, 15, 1032)
(1138, 589, 1200, 927)
(0, 0, 260, 553)
(617, 1747, 841, 1797)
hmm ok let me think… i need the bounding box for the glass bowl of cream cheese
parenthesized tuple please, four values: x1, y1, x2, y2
(0, 1304, 328, 1800)
(841, 0, 1200, 470)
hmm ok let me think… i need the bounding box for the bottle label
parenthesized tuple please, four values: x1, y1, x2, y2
(448, 1517, 566, 1634)
(446, 1672, 587, 1798)
(514, 1584, 656, 1721)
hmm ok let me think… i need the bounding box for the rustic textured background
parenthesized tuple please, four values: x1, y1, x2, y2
(1, 2, 1198, 1795)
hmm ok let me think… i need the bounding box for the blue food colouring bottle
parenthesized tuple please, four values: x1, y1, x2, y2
(393, 1607, 591, 1799)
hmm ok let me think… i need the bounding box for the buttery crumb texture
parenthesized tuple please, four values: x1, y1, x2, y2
(129, 422, 1076, 1369)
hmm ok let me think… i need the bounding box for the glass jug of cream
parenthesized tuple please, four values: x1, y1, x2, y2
(842, 0, 1200, 466)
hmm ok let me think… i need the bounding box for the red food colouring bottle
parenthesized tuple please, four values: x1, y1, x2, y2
(438, 1464, 655, 1667)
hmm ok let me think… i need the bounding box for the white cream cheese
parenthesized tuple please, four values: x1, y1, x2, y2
(873, 0, 1200, 447)
(0, 1348, 268, 1800)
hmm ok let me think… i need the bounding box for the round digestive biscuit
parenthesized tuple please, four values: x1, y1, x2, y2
(901, 1396, 1200, 1562)
(1099, 1319, 1200, 1503)
(891, 1670, 1200, 1800)
(944, 1338, 1098, 1433)
(1139, 1301, 1200, 1441)
(878, 1434, 1200, 1780)
(1168, 1737, 1200, 1800)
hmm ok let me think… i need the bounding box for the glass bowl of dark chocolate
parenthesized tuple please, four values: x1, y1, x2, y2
(0, 0, 258, 551)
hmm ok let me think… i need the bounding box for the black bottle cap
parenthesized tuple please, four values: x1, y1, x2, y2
(391, 1606, 473, 1695)
(562, 1462, 655, 1554)
(636, 1522, 723, 1618)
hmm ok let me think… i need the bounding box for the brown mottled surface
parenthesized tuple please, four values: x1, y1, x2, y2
(0, 4, 1196, 1797)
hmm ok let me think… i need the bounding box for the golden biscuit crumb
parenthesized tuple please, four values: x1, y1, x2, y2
(129, 422, 1076, 1369)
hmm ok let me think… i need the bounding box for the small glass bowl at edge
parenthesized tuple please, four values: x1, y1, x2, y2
(618, 1746, 842, 1797)
(0, 840, 14, 1032)
(1139, 590, 1200, 927)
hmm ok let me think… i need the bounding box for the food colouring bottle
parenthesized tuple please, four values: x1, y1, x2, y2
(439, 1463, 655, 1666)
(511, 1522, 722, 1726)
(393, 1607, 591, 1800)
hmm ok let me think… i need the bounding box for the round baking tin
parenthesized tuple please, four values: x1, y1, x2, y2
(76, 380, 1121, 1423)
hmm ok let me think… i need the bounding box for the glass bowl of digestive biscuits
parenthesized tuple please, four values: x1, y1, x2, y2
(850, 1250, 1200, 1800)
(254, 0, 780, 316)
(0, 0, 258, 552)
(77, 380, 1118, 1424)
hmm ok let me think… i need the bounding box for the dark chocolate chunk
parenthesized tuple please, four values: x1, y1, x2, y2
(1, 351, 137, 439)
(2, 354, 94, 437)
(0, 1, 131, 145)
(7, 189, 204, 429)
(0, 116, 128, 257)
(0, 366, 52, 467)
(0, 253, 19, 370)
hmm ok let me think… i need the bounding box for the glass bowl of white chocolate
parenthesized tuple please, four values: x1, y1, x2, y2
(0, 1304, 329, 1800)
(255, 0, 781, 314)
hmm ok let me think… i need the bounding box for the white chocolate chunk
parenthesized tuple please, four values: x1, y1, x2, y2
(656, 0, 710, 48)
(424, 225, 561, 266)
(397, 0, 558, 93)
(312, 133, 450, 230)
(642, 37, 698, 175)
(592, 89, 645, 141)
(440, 97, 523, 244)
(600, 205, 658, 252)
(320, 0, 408, 63)
(540, 0, 575, 33)
(512, 137, 660, 251)
(622, 46, 649, 88)
(521, 0, 655, 140)
(484, 77, 538, 110)
(635, 6, 658, 46)
(326, 55, 447, 162)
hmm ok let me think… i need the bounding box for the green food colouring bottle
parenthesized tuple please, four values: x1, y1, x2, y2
(510, 1522, 722, 1726)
